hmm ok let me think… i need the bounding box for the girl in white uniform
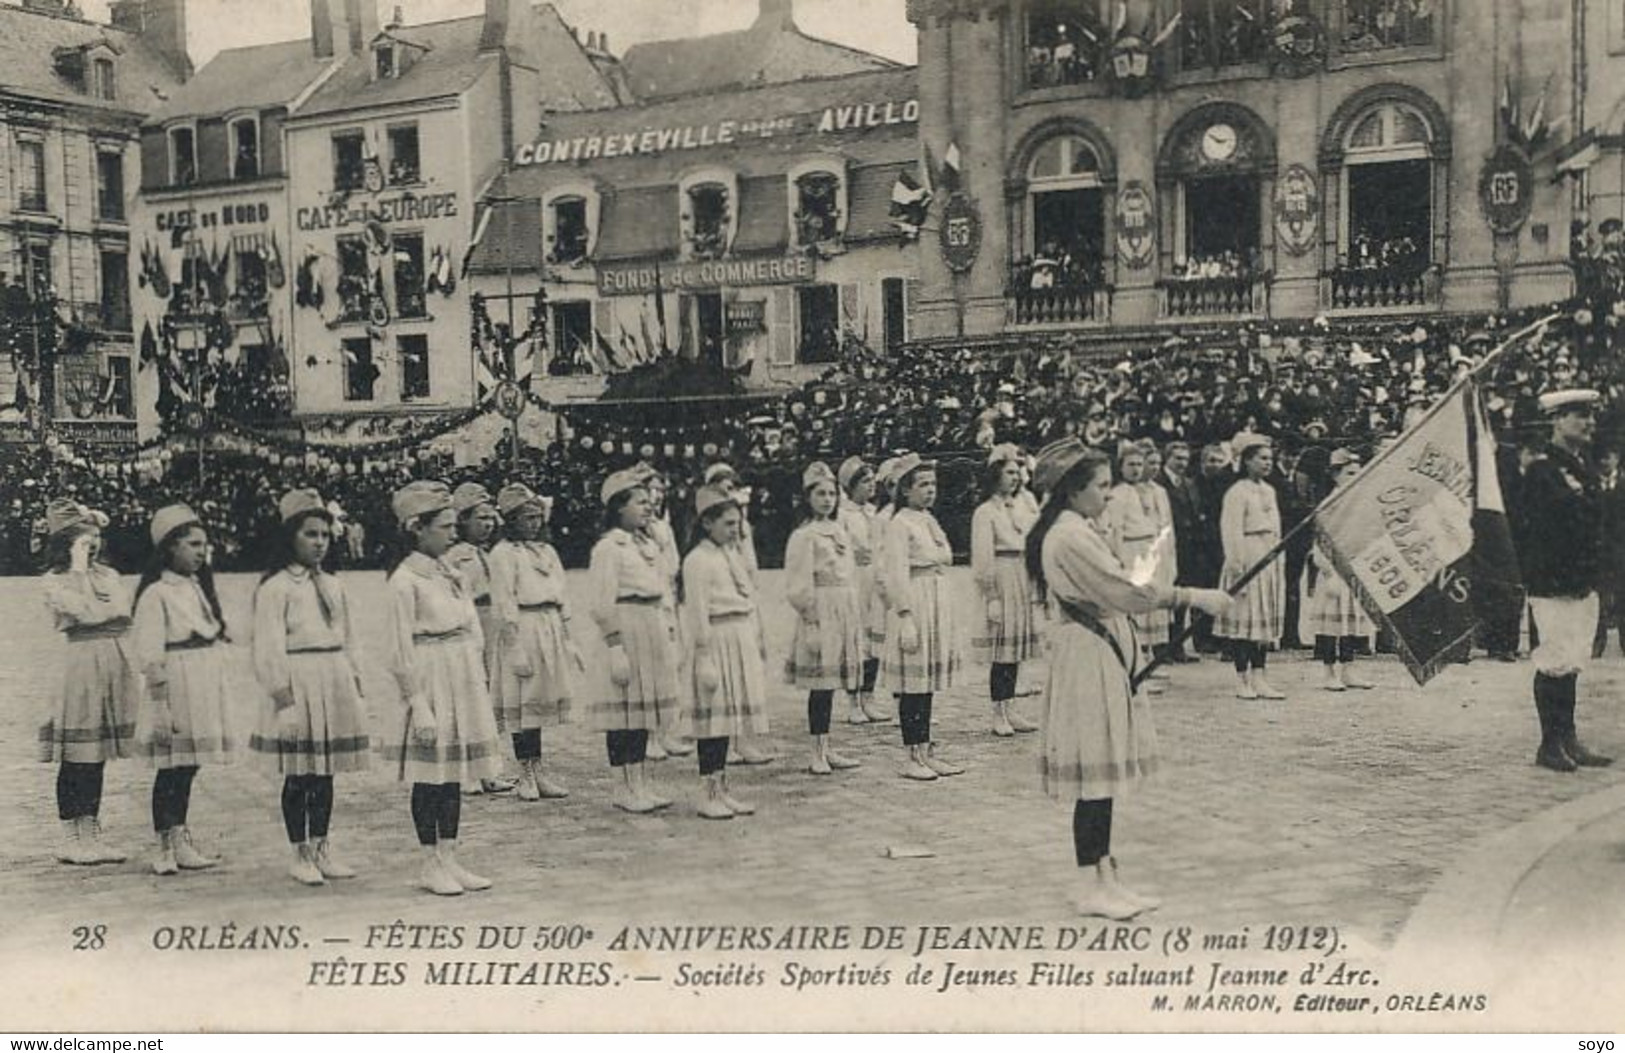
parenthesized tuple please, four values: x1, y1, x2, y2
(784, 462, 865, 775)
(1216, 433, 1288, 700)
(681, 485, 768, 819)
(132, 504, 232, 876)
(40, 499, 137, 866)
(444, 482, 517, 796)
(971, 444, 1042, 735)
(638, 467, 691, 760)
(249, 489, 370, 886)
(836, 456, 888, 724)
(1102, 442, 1173, 695)
(1300, 450, 1376, 691)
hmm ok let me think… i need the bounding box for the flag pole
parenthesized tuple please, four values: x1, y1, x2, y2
(1130, 310, 1560, 691)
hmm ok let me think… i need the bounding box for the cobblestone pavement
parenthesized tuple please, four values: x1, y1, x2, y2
(2, 570, 1622, 955)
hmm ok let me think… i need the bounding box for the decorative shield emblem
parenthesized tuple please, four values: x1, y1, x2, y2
(1479, 146, 1534, 235)
(940, 193, 982, 273)
(1272, 164, 1320, 256)
(1110, 36, 1152, 97)
(1115, 181, 1155, 270)
(363, 158, 385, 195)
(493, 380, 524, 420)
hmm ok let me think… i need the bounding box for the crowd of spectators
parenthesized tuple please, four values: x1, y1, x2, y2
(3, 294, 1623, 578)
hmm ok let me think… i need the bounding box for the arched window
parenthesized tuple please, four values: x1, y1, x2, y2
(678, 170, 738, 261)
(793, 170, 843, 245)
(1340, 102, 1434, 273)
(230, 116, 260, 181)
(1023, 136, 1106, 289)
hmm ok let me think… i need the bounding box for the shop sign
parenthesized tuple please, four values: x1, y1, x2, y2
(1272, 164, 1320, 256)
(514, 98, 919, 167)
(1479, 145, 1534, 235)
(939, 193, 982, 273)
(1115, 181, 1156, 269)
(597, 253, 815, 296)
(295, 191, 458, 232)
(155, 201, 272, 233)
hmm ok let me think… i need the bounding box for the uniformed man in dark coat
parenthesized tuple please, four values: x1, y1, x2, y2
(1160, 440, 1201, 662)
(1594, 444, 1625, 658)
(1520, 389, 1613, 772)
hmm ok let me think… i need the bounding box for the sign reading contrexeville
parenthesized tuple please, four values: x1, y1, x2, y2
(1312, 382, 1522, 685)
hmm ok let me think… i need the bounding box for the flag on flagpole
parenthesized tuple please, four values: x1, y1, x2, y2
(941, 141, 962, 193)
(459, 202, 495, 278)
(1311, 381, 1521, 685)
(888, 166, 932, 236)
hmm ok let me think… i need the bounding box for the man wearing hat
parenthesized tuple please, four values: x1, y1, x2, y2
(443, 482, 517, 795)
(1521, 389, 1613, 772)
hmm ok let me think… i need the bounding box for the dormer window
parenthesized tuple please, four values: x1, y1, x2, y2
(94, 58, 116, 100)
(168, 125, 196, 187)
(374, 44, 396, 79)
(549, 198, 589, 264)
(686, 184, 729, 259)
(231, 116, 260, 181)
(793, 168, 845, 246)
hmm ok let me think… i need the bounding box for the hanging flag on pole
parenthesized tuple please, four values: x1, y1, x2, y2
(459, 202, 495, 278)
(1312, 381, 1522, 684)
(941, 141, 963, 193)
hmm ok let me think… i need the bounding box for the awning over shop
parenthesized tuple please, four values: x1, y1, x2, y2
(732, 175, 788, 254)
(596, 186, 680, 261)
(846, 161, 911, 243)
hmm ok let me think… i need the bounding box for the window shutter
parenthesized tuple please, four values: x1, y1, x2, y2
(904, 278, 920, 342)
(771, 287, 795, 366)
(839, 282, 860, 341)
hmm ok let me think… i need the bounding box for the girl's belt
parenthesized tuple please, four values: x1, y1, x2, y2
(813, 573, 849, 587)
(1055, 598, 1130, 676)
(65, 620, 130, 641)
(616, 595, 664, 605)
(287, 644, 344, 655)
(1122, 534, 1155, 544)
(708, 611, 752, 624)
(519, 601, 563, 612)
(1244, 530, 1275, 537)
(165, 634, 219, 652)
(412, 627, 470, 644)
(995, 550, 1023, 558)
(909, 566, 944, 578)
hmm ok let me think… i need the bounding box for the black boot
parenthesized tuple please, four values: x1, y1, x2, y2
(1534, 674, 1577, 773)
(1556, 674, 1614, 768)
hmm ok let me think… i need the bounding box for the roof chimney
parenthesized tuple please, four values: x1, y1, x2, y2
(343, 0, 380, 54)
(117, 0, 191, 79)
(313, 0, 377, 58)
(755, 0, 795, 30)
(478, 0, 509, 51)
(311, 0, 335, 57)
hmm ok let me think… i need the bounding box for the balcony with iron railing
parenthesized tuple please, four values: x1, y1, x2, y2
(1157, 272, 1271, 320)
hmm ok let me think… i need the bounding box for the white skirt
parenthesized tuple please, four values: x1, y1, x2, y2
(380, 634, 501, 784)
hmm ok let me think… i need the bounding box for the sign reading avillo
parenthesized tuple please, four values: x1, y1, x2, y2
(515, 98, 918, 167)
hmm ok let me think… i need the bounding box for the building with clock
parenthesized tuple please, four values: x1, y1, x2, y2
(904, 0, 1586, 340)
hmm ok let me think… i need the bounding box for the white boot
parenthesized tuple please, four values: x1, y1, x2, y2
(313, 838, 356, 879)
(151, 829, 179, 876)
(532, 765, 570, 799)
(1071, 863, 1142, 920)
(847, 694, 872, 725)
(697, 775, 734, 820)
(420, 844, 463, 896)
(825, 737, 861, 771)
(1106, 856, 1162, 913)
(637, 762, 673, 811)
(438, 840, 491, 891)
(922, 743, 965, 777)
(660, 732, 693, 757)
(1252, 670, 1286, 700)
(288, 842, 325, 886)
(1006, 705, 1039, 733)
(861, 692, 892, 723)
(899, 744, 938, 781)
(83, 818, 127, 864)
(515, 759, 541, 802)
(1236, 670, 1259, 700)
(1322, 664, 1345, 692)
(718, 771, 755, 816)
(57, 819, 98, 866)
(992, 702, 1016, 738)
(172, 827, 218, 870)
(808, 735, 834, 776)
(612, 766, 656, 814)
(1338, 663, 1374, 690)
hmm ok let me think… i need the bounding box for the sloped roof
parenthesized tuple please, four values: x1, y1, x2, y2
(147, 39, 334, 125)
(529, 4, 620, 112)
(0, 4, 184, 116)
(619, 18, 898, 102)
(294, 15, 497, 119)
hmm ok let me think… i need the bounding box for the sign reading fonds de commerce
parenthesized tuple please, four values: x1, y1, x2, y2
(599, 254, 815, 296)
(517, 98, 919, 167)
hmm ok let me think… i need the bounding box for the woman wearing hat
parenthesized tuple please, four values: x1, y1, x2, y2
(588, 469, 680, 813)
(1299, 451, 1376, 692)
(1216, 433, 1288, 700)
(681, 485, 768, 818)
(636, 465, 691, 761)
(132, 504, 232, 876)
(785, 462, 865, 775)
(444, 481, 517, 796)
(704, 461, 774, 763)
(836, 455, 888, 724)
(972, 444, 1042, 736)
(249, 489, 370, 886)
(488, 483, 581, 802)
(881, 453, 965, 780)
(1024, 439, 1232, 918)
(40, 499, 139, 866)
(383, 480, 502, 896)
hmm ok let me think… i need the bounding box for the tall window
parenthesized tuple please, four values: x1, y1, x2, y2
(95, 150, 124, 220)
(107, 356, 133, 417)
(393, 233, 426, 319)
(1342, 0, 1434, 51)
(94, 58, 116, 100)
(1020, 135, 1106, 289)
(16, 139, 47, 212)
(549, 197, 589, 263)
(99, 249, 130, 332)
(336, 235, 370, 322)
(332, 131, 365, 191)
(399, 334, 430, 399)
(387, 123, 420, 185)
(881, 276, 907, 351)
(342, 337, 377, 401)
(1341, 102, 1434, 272)
(1180, 0, 1270, 69)
(794, 171, 841, 245)
(168, 126, 196, 186)
(797, 284, 841, 364)
(231, 117, 260, 181)
(233, 244, 268, 317)
(549, 301, 594, 374)
(23, 241, 53, 298)
(374, 44, 397, 79)
(686, 184, 729, 259)
(1025, 0, 1104, 88)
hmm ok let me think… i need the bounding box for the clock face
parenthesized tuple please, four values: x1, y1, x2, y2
(1201, 123, 1239, 162)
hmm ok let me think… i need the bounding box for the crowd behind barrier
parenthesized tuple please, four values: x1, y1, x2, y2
(4, 295, 1625, 579)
